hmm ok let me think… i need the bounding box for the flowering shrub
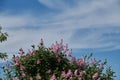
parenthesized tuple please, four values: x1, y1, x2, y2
(2, 39, 115, 80)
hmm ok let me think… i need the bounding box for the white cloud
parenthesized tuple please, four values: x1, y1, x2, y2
(51, 0, 120, 28)
(0, 14, 38, 28)
(0, 0, 120, 58)
(36, 0, 120, 33)
(0, 28, 73, 53)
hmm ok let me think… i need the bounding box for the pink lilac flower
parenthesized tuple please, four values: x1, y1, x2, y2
(75, 70, 84, 77)
(58, 39, 64, 51)
(28, 49, 36, 56)
(52, 43, 59, 53)
(79, 71, 84, 77)
(13, 77, 19, 80)
(22, 72, 26, 78)
(46, 69, 51, 74)
(15, 56, 19, 61)
(99, 64, 104, 70)
(14, 61, 20, 66)
(66, 70, 73, 78)
(28, 49, 32, 56)
(66, 49, 72, 59)
(37, 59, 41, 64)
(90, 58, 97, 65)
(14, 56, 20, 66)
(50, 74, 57, 80)
(20, 65, 25, 71)
(60, 39, 63, 44)
(14, 62, 19, 66)
(36, 73, 41, 80)
(92, 72, 99, 79)
(50, 39, 70, 54)
(77, 57, 85, 67)
(78, 77, 82, 80)
(19, 48, 24, 56)
(63, 44, 68, 52)
(30, 77, 33, 80)
(71, 57, 76, 63)
(69, 76, 74, 80)
(74, 69, 78, 76)
(97, 77, 101, 80)
(61, 71, 66, 78)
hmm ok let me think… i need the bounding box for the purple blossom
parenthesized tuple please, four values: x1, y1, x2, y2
(37, 59, 41, 64)
(66, 70, 73, 78)
(50, 74, 57, 80)
(61, 71, 66, 78)
(99, 64, 104, 70)
(71, 57, 76, 63)
(22, 72, 26, 78)
(92, 72, 99, 79)
(13, 77, 19, 80)
(20, 65, 25, 71)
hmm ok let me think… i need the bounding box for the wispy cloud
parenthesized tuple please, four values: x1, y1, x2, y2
(0, 0, 120, 56)
(38, 0, 77, 10)
(70, 27, 120, 50)
(0, 13, 40, 28)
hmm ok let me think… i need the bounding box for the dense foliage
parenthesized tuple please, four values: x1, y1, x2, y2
(2, 39, 115, 80)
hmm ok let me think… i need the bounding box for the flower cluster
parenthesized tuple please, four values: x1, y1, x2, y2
(2, 39, 115, 80)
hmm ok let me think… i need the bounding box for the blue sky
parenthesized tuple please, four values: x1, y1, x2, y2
(0, 0, 120, 79)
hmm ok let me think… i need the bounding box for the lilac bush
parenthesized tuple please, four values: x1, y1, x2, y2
(2, 39, 115, 80)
